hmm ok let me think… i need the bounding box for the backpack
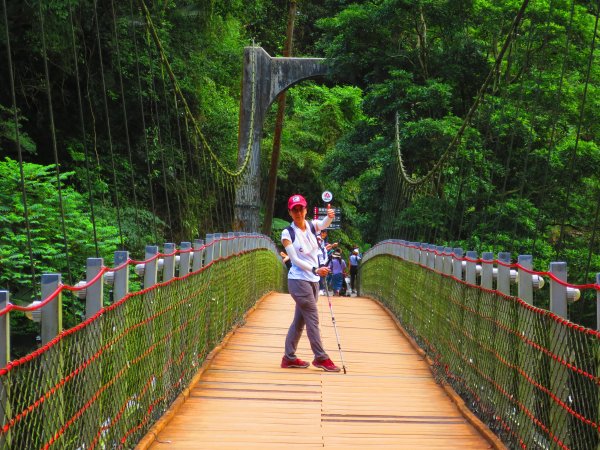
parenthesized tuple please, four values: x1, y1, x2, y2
(286, 221, 329, 267)
(285, 221, 317, 243)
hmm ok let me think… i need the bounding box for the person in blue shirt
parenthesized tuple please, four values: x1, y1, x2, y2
(329, 250, 346, 296)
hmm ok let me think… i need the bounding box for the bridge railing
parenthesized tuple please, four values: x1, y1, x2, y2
(0, 233, 284, 449)
(360, 240, 600, 450)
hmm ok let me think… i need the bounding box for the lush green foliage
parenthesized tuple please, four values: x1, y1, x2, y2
(1, 0, 600, 334)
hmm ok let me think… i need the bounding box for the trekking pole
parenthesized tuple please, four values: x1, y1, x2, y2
(321, 276, 347, 374)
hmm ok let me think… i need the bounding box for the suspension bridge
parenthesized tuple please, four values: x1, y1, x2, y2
(2, 0, 600, 449)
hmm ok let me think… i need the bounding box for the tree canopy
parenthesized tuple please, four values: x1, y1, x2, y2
(1, 0, 600, 336)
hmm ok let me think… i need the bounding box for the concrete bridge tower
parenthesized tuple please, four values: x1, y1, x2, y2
(234, 46, 327, 232)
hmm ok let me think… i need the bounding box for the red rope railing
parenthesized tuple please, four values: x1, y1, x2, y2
(361, 242, 600, 449)
(0, 235, 284, 449)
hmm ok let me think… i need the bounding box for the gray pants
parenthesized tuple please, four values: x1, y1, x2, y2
(285, 279, 328, 362)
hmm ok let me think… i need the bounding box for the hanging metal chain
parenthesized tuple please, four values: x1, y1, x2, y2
(393, 0, 531, 187)
(137, 0, 258, 179)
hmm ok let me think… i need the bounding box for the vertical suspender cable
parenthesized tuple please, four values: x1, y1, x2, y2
(39, 2, 74, 285)
(146, 32, 174, 238)
(212, 158, 227, 230)
(508, 14, 551, 254)
(68, 3, 99, 258)
(129, 0, 158, 243)
(197, 132, 215, 232)
(173, 93, 192, 237)
(92, 0, 125, 249)
(182, 109, 205, 232)
(584, 191, 600, 280)
(531, 0, 573, 257)
(159, 66, 184, 237)
(555, 1, 600, 259)
(110, 0, 141, 242)
(2, 0, 37, 292)
(448, 144, 471, 244)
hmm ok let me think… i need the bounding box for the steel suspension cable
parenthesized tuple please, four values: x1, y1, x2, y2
(508, 15, 552, 254)
(159, 66, 184, 237)
(38, 2, 74, 285)
(584, 190, 600, 280)
(172, 92, 192, 237)
(385, 154, 404, 238)
(129, 0, 158, 243)
(394, 0, 531, 188)
(386, 170, 402, 238)
(146, 36, 174, 240)
(531, 0, 574, 257)
(197, 131, 215, 232)
(2, 0, 37, 293)
(555, 0, 600, 260)
(136, 0, 258, 179)
(110, 0, 141, 243)
(456, 91, 498, 249)
(490, 23, 533, 251)
(181, 106, 206, 233)
(68, 2, 100, 258)
(92, 0, 125, 249)
(212, 158, 228, 230)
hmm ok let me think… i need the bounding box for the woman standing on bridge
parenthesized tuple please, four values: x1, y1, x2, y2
(280, 194, 341, 372)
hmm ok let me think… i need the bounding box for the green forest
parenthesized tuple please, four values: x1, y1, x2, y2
(1, 0, 600, 343)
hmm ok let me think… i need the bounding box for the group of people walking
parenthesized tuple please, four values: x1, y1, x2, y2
(279, 193, 361, 373)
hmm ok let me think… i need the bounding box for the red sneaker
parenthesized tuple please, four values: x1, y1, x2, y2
(312, 358, 341, 372)
(281, 356, 310, 369)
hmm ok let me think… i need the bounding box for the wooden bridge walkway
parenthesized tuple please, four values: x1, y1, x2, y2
(139, 292, 501, 449)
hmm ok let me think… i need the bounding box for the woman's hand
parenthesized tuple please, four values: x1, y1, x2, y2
(316, 266, 330, 277)
(327, 203, 335, 219)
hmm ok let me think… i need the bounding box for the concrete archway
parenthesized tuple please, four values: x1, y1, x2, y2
(234, 46, 327, 232)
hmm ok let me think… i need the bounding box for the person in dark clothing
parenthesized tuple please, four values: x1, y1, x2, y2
(349, 248, 361, 293)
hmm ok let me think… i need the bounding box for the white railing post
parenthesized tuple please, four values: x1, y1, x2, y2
(205, 234, 214, 265)
(516, 254, 535, 445)
(41, 274, 62, 345)
(192, 239, 204, 271)
(550, 262, 567, 319)
(465, 251, 478, 284)
(144, 246, 159, 289)
(163, 243, 176, 282)
(419, 243, 427, 266)
(481, 252, 494, 289)
(227, 232, 235, 257)
(0, 291, 9, 369)
(517, 255, 533, 305)
(548, 261, 571, 449)
(233, 232, 241, 255)
(453, 248, 463, 280)
(179, 242, 192, 276)
(85, 258, 104, 320)
(435, 246, 444, 272)
(0, 291, 7, 449)
(441, 247, 450, 275)
(597, 273, 600, 331)
(426, 245, 433, 267)
(213, 233, 223, 260)
(113, 251, 129, 303)
(497, 252, 511, 296)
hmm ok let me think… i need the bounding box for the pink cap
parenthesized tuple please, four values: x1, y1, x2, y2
(288, 194, 307, 210)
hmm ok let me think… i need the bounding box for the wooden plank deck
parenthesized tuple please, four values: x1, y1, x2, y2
(143, 292, 499, 449)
